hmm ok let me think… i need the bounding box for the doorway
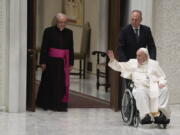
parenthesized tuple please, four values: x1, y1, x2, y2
(27, 0, 122, 110)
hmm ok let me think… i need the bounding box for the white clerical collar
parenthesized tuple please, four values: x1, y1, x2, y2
(59, 28, 64, 31)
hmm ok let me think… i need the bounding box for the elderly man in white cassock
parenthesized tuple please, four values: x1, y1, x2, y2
(107, 48, 171, 125)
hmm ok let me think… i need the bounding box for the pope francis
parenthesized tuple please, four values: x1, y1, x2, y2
(107, 48, 170, 125)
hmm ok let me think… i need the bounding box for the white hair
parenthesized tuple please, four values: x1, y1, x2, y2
(56, 13, 67, 20)
(138, 48, 149, 60)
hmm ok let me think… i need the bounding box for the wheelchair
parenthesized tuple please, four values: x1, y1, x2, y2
(121, 81, 168, 128)
(121, 81, 140, 127)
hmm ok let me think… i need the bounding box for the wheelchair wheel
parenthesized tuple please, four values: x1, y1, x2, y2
(158, 123, 167, 129)
(163, 124, 167, 129)
(133, 112, 140, 127)
(121, 89, 134, 125)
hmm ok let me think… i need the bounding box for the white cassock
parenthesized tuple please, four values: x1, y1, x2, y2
(108, 59, 171, 119)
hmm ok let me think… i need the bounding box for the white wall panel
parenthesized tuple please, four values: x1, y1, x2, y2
(129, 0, 153, 29)
(8, 0, 27, 112)
(0, 0, 8, 111)
(153, 0, 180, 104)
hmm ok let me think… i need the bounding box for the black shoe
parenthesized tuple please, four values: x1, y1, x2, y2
(140, 114, 153, 124)
(40, 106, 48, 111)
(154, 112, 170, 124)
(43, 108, 48, 111)
(164, 119, 170, 124)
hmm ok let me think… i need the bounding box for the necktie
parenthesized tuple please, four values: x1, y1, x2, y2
(135, 29, 139, 43)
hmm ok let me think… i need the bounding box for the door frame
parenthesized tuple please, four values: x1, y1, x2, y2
(108, 0, 122, 111)
(27, 0, 37, 111)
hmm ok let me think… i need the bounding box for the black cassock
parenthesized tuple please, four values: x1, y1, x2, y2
(36, 26, 74, 111)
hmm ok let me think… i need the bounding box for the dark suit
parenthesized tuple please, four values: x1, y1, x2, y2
(118, 24, 156, 61)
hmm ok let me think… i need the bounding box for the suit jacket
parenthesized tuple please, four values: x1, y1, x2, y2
(108, 59, 167, 98)
(118, 24, 156, 61)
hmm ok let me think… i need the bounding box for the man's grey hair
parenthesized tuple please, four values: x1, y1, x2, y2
(51, 13, 67, 26)
(131, 9, 142, 19)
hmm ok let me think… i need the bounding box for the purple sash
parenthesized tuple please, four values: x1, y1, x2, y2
(48, 48, 69, 102)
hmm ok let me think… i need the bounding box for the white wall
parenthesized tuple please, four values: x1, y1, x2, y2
(0, 0, 28, 113)
(0, 0, 8, 111)
(98, 0, 109, 52)
(0, 0, 27, 112)
(8, 0, 27, 112)
(129, 0, 153, 28)
(153, 0, 180, 104)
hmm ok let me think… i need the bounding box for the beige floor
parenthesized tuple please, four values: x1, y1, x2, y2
(70, 74, 110, 101)
(0, 105, 179, 135)
(6, 72, 176, 135)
